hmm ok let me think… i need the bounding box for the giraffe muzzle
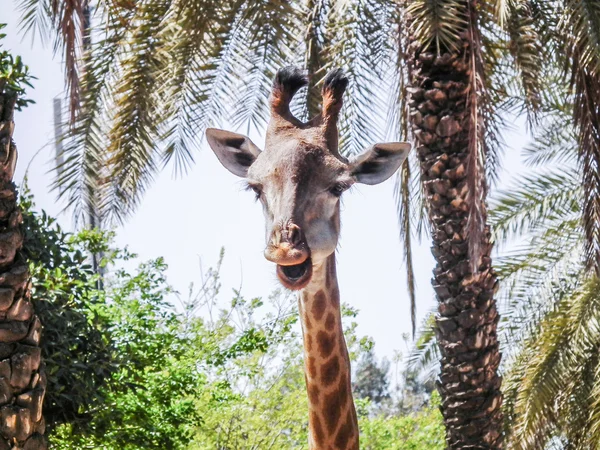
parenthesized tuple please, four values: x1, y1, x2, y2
(265, 222, 313, 289)
(264, 223, 309, 265)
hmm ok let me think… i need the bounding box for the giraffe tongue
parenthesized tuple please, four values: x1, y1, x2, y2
(277, 258, 312, 290)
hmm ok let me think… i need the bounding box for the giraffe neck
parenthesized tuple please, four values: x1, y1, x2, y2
(299, 254, 359, 450)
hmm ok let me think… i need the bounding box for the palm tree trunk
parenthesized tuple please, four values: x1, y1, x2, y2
(406, 12, 503, 450)
(0, 88, 47, 449)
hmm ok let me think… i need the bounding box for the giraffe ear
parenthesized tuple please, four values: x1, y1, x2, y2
(206, 128, 262, 177)
(350, 142, 411, 185)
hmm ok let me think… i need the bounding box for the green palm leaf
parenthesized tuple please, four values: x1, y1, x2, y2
(506, 276, 600, 450)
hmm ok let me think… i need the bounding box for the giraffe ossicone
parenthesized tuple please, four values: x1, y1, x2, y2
(206, 66, 410, 450)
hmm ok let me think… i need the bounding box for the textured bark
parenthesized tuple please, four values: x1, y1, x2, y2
(0, 92, 46, 449)
(407, 31, 503, 450)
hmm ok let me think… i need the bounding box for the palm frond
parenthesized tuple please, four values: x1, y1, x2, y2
(572, 77, 600, 274)
(154, 0, 235, 176)
(102, 0, 170, 223)
(53, 1, 134, 225)
(228, 0, 303, 134)
(560, 0, 600, 76)
(490, 0, 556, 119)
(180, 5, 259, 133)
(559, 348, 599, 449)
(487, 77, 587, 360)
(407, 311, 439, 381)
(587, 355, 600, 444)
(386, 2, 409, 143)
(521, 112, 578, 167)
(57, 0, 87, 122)
(406, 0, 468, 54)
(303, 0, 328, 119)
(559, 0, 600, 274)
(503, 0, 544, 121)
(465, 0, 492, 272)
(498, 248, 583, 360)
(572, 69, 600, 275)
(491, 0, 511, 27)
(17, 0, 53, 43)
(324, 0, 397, 156)
(495, 219, 583, 337)
(489, 168, 580, 245)
(506, 276, 600, 449)
(18, 0, 88, 121)
(477, 24, 508, 189)
(395, 159, 417, 338)
(503, 339, 560, 449)
(54, 98, 107, 227)
(389, 4, 421, 339)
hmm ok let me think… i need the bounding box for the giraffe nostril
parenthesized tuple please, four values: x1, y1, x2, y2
(287, 223, 303, 246)
(267, 222, 308, 264)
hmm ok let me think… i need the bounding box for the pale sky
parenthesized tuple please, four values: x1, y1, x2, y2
(3, 4, 529, 363)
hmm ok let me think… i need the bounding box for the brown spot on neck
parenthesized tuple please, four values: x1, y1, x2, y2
(323, 379, 348, 433)
(311, 411, 325, 446)
(308, 383, 320, 405)
(325, 312, 336, 331)
(308, 356, 317, 378)
(330, 285, 340, 308)
(311, 290, 327, 321)
(325, 255, 336, 290)
(334, 410, 355, 449)
(321, 356, 340, 387)
(305, 314, 313, 330)
(316, 330, 336, 358)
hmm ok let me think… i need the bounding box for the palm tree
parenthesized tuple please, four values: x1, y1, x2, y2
(408, 95, 600, 449)
(402, 2, 506, 446)
(408, 77, 600, 450)
(404, 0, 600, 447)
(0, 31, 47, 449)
(16, 0, 600, 448)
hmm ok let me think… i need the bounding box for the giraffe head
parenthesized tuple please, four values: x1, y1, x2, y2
(206, 67, 410, 290)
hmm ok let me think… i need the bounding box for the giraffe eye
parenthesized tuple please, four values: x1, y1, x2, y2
(246, 183, 263, 200)
(329, 182, 349, 197)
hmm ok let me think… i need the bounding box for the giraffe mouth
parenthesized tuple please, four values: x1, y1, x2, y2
(276, 257, 313, 290)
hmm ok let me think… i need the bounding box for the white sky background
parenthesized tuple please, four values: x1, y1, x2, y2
(3, 3, 529, 364)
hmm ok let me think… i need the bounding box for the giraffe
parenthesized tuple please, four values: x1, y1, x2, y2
(205, 67, 410, 450)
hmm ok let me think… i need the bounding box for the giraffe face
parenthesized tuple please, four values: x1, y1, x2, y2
(206, 67, 410, 290)
(206, 127, 409, 290)
(246, 137, 348, 274)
